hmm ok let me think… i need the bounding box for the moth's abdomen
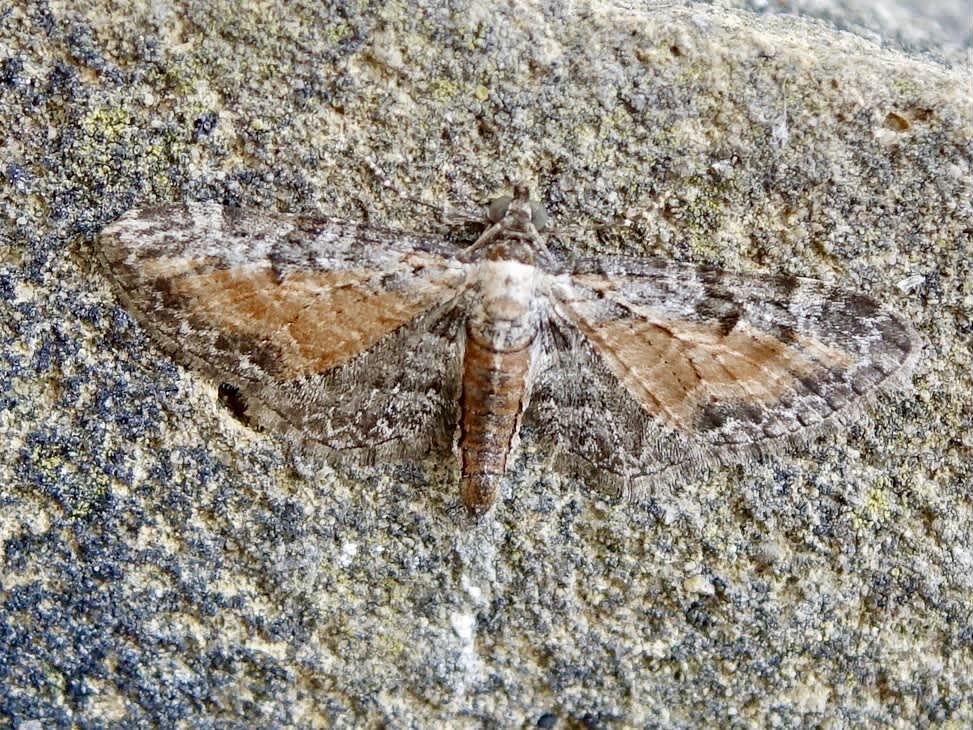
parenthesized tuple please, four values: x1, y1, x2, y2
(459, 338, 531, 515)
(459, 260, 538, 514)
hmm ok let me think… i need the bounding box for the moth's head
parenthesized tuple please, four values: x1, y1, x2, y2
(487, 184, 548, 233)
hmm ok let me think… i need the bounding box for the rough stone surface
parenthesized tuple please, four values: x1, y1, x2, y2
(1, 1, 970, 727)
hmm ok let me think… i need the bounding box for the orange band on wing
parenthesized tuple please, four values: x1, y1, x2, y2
(564, 300, 852, 431)
(157, 261, 463, 378)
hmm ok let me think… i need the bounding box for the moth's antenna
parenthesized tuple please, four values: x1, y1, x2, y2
(362, 160, 483, 226)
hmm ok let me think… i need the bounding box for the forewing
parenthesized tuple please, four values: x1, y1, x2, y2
(99, 202, 470, 453)
(535, 256, 919, 484)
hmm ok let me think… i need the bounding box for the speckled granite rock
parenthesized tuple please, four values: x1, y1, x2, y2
(1, 1, 970, 728)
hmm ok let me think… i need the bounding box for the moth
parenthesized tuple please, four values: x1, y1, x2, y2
(98, 185, 920, 515)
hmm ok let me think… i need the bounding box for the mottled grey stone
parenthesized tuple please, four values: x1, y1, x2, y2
(1, 1, 970, 727)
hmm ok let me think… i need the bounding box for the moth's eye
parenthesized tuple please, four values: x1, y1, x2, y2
(530, 202, 548, 231)
(488, 195, 512, 223)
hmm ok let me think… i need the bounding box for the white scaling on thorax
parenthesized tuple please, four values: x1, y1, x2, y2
(468, 260, 538, 352)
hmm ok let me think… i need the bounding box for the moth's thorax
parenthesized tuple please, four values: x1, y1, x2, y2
(468, 259, 538, 352)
